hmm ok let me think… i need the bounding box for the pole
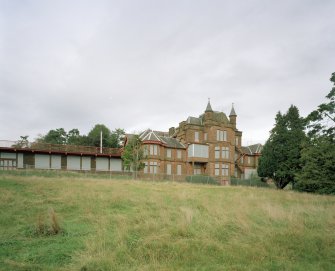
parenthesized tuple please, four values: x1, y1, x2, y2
(100, 130, 102, 154)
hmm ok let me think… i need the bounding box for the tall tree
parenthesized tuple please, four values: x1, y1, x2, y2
(122, 135, 145, 178)
(41, 128, 67, 145)
(258, 105, 305, 189)
(87, 124, 112, 148)
(110, 128, 125, 148)
(296, 73, 335, 194)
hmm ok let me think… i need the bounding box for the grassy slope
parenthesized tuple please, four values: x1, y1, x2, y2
(0, 175, 334, 271)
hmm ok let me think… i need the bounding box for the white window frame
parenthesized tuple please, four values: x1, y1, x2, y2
(177, 150, 182, 159)
(166, 149, 171, 158)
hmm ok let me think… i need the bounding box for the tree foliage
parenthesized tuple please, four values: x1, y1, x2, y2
(122, 135, 146, 177)
(258, 105, 306, 189)
(36, 125, 125, 148)
(296, 73, 335, 194)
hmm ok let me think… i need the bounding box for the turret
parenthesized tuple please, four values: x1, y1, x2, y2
(229, 103, 237, 129)
(204, 99, 213, 121)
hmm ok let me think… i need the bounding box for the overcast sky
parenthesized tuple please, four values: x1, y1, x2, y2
(1, 0, 334, 145)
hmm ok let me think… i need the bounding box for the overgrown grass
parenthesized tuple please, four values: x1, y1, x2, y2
(0, 175, 334, 270)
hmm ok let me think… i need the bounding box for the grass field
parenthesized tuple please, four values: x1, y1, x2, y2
(0, 174, 334, 270)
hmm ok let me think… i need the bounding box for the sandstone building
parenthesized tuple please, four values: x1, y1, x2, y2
(134, 101, 262, 181)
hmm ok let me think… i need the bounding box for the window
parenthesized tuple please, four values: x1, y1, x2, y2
(240, 157, 244, 164)
(222, 147, 229, 159)
(166, 149, 171, 158)
(188, 144, 209, 158)
(177, 150, 182, 159)
(166, 164, 172, 175)
(216, 130, 227, 141)
(204, 133, 208, 141)
(235, 137, 239, 146)
(177, 164, 182, 175)
(150, 161, 158, 174)
(222, 164, 229, 176)
(215, 146, 220, 159)
(215, 163, 220, 176)
(150, 145, 158, 155)
(144, 162, 148, 173)
(143, 146, 148, 156)
(195, 131, 199, 142)
(248, 157, 253, 165)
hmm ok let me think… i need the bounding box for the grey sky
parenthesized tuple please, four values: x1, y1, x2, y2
(1, 0, 334, 145)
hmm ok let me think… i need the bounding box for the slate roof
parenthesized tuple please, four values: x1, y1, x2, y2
(187, 116, 202, 125)
(241, 143, 263, 155)
(138, 129, 186, 149)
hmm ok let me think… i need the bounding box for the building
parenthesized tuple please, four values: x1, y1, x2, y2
(132, 101, 262, 181)
(0, 141, 122, 172)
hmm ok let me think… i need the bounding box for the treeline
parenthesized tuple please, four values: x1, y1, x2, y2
(19, 124, 125, 148)
(258, 73, 335, 194)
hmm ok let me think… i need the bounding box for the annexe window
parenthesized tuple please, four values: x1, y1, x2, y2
(177, 150, 182, 159)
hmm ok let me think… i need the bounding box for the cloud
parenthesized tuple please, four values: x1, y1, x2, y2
(0, 0, 334, 144)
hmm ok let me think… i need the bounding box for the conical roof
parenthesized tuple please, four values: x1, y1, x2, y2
(229, 103, 237, 116)
(205, 100, 213, 112)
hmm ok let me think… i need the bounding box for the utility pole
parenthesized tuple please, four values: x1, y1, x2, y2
(100, 130, 102, 154)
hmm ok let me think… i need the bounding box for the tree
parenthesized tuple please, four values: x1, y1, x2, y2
(87, 124, 113, 148)
(41, 128, 67, 145)
(67, 129, 81, 145)
(296, 73, 335, 194)
(110, 128, 125, 148)
(258, 105, 306, 189)
(306, 72, 334, 138)
(14, 135, 30, 148)
(122, 135, 146, 178)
